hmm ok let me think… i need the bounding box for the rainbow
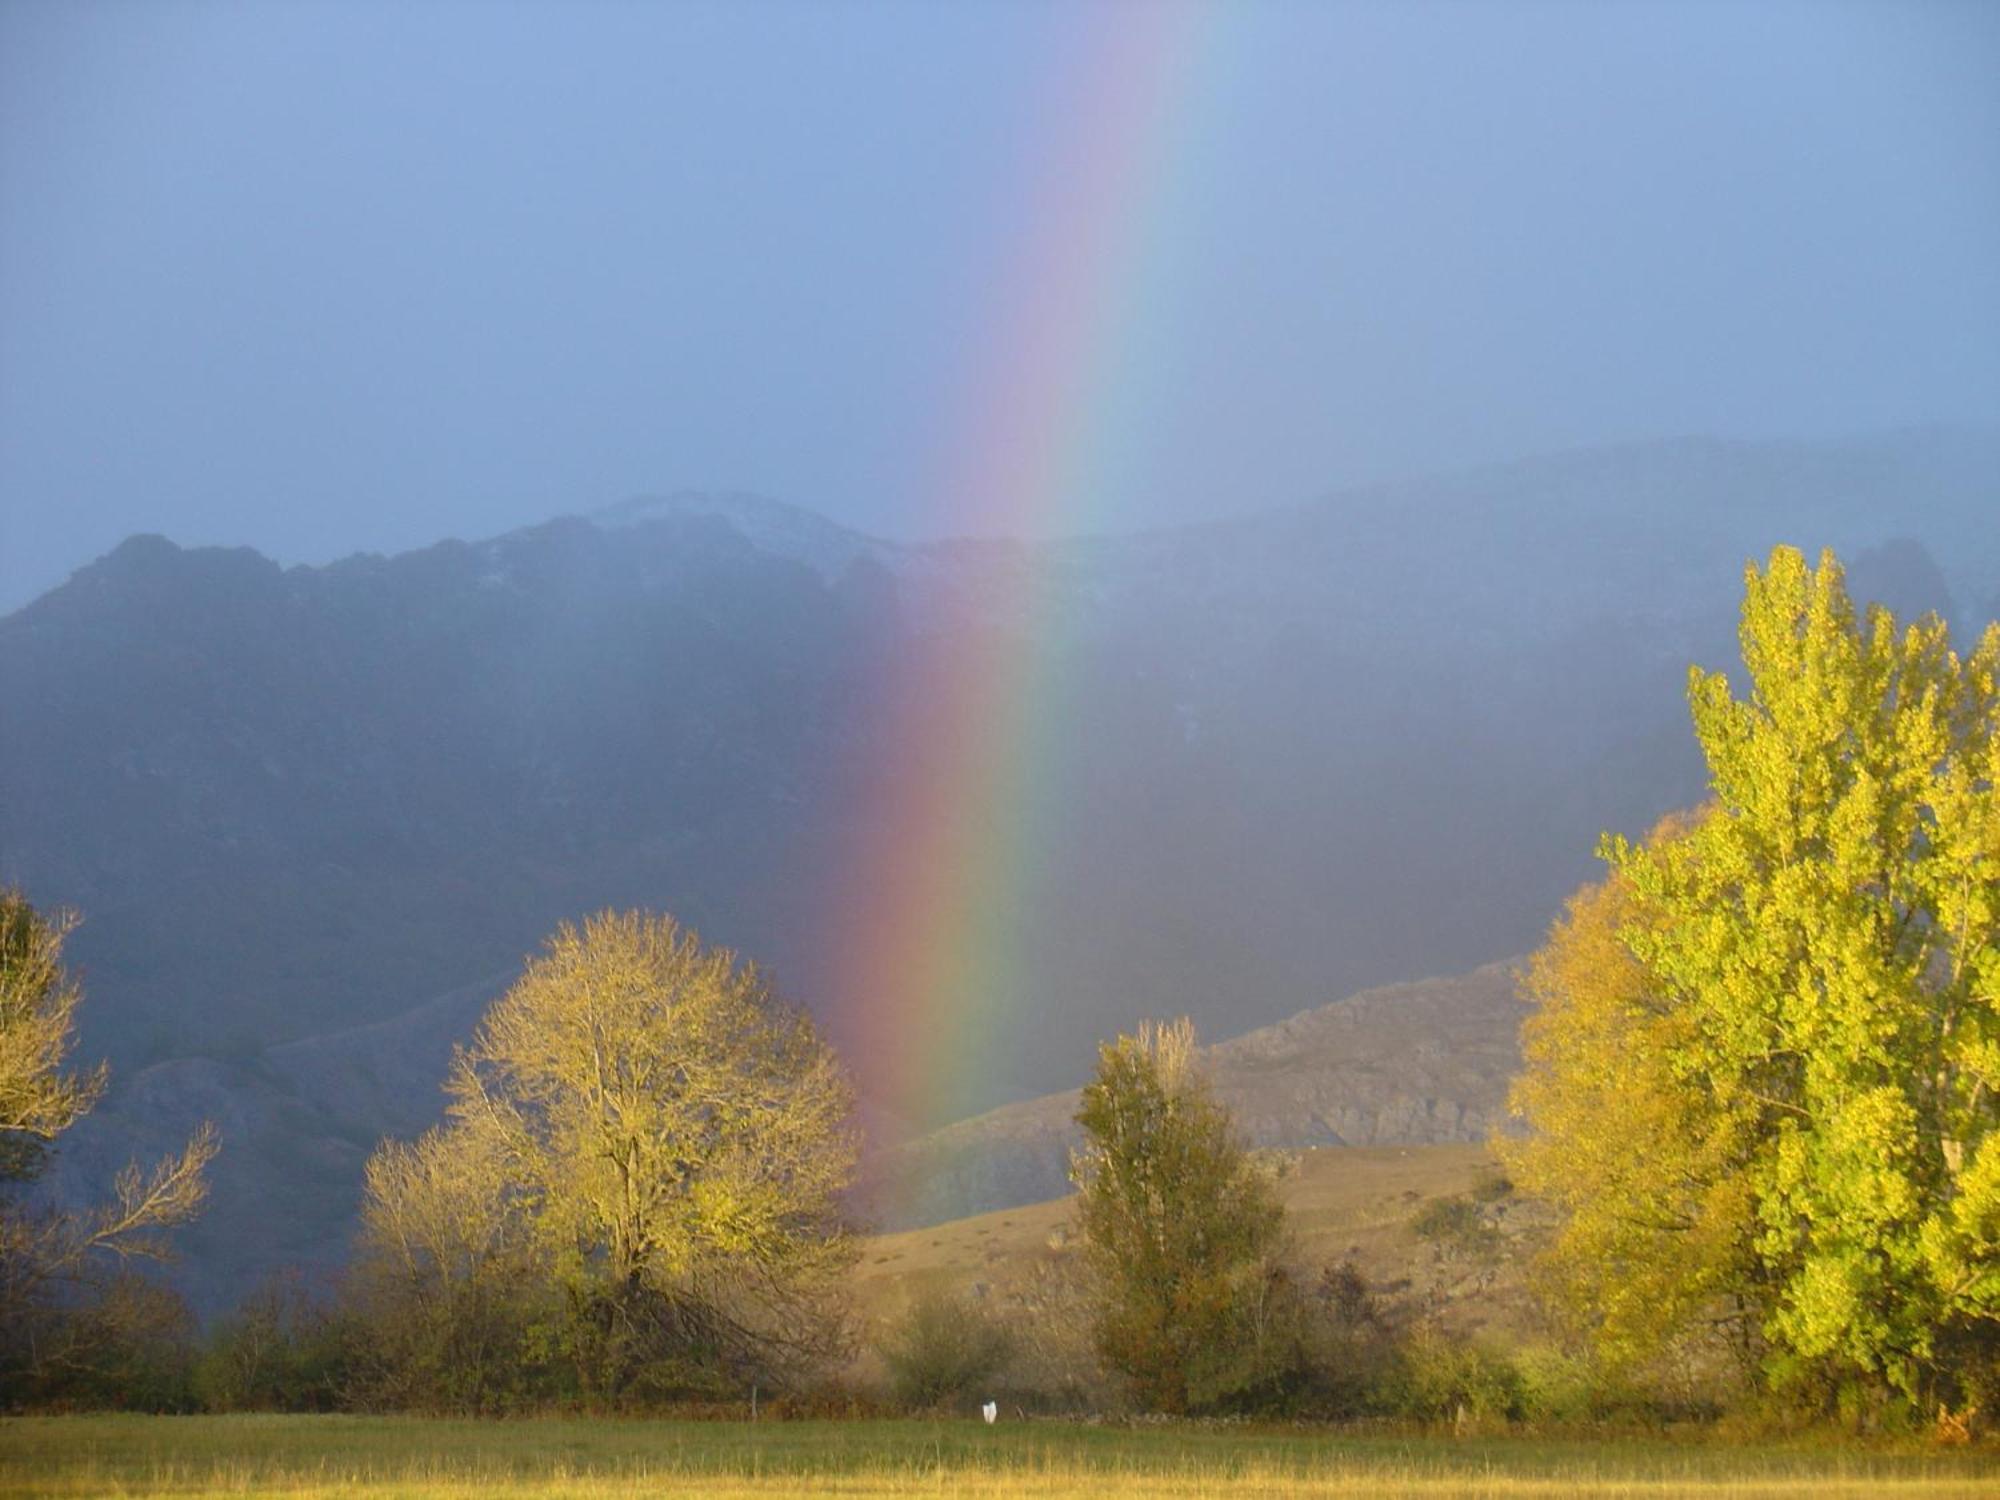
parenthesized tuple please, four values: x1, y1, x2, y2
(824, 5, 1217, 1149)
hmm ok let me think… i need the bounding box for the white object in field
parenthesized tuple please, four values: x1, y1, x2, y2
(981, 1401, 998, 1425)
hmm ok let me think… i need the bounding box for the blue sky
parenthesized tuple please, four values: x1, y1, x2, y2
(2, 0, 1996, 608)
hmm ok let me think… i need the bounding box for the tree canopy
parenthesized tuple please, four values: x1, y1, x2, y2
(1070, 1017, 1286, 1413)
(358, 909, 858, 1405)
(1504, 546, 2000, 1408)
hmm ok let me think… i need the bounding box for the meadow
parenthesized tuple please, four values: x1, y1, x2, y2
(2, 1415, 1996, 1500)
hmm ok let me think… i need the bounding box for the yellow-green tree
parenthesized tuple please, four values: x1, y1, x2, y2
(1071, 1018, 1285, 1413)
(1502, 847, 1765, 1380)
(0, 888, 217, 1399)
(359, 910, 858, 1403)
(351, 1119, 545, 1410)
(1, 892, 104, 1183)
(1506, 547, 2000, 1407)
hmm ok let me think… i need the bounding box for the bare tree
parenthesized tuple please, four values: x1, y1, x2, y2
(0, 888, 218, 1399)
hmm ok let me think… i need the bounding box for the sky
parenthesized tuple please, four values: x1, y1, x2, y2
(2, 0, 1996, 611)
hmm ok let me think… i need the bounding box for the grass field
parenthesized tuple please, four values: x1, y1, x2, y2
(2, 1415, 1995, 1499)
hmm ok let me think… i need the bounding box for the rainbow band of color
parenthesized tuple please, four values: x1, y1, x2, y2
(830, 5, 1213, 1164)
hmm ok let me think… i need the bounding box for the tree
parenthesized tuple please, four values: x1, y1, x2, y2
(0, 892, 104, 1182)
(357, 910, 859, 1404)
(349, 1121, 543, 1411)
(1070, 1017, 1285, 1412)
(0, 888, 217, 1400)
(1505, 546, 2000, 1409)
(1501, 846, 1766, 1380)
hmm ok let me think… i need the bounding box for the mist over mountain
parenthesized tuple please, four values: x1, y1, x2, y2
(3, 429, 1996, 1309)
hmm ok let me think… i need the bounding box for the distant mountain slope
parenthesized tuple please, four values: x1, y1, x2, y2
(37, 971, 510, 1313)
(3, 430, 1995, 1310)
(594, 491, 903, 580)
(870, 962, 1527, 1228)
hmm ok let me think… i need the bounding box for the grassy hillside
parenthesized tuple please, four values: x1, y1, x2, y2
(868, 966, 1528, 1227)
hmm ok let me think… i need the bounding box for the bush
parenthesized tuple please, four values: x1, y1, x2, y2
(1285, 1258, 1402, 1417)
(1002, 1251, 1112, 1413)
(1510, 1343, 1603, 1425)
(11, 1274, 197, 1412)
(1388, 1322, 1522, 1424)
(876, 1291, 1013, 1411)
(1409, 1195, 1495, 1258)
(194, 1271, 356, 1411)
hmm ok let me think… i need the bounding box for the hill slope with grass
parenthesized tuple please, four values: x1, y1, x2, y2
(869, 962, 1528, 1227)
(850, 1141, 1549, 1395)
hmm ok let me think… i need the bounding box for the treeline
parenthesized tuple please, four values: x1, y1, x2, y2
(2, 546, 1996, 1433)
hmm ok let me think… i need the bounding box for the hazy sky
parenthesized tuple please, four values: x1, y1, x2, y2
(3, 0, 1996, 609)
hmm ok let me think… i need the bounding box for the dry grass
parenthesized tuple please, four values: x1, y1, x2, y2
(851, 1143, 1536, 1358)
(3, 1415, 1995, 1500)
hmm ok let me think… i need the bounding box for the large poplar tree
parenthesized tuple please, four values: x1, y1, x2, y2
(1506, 546, 2000, 1408)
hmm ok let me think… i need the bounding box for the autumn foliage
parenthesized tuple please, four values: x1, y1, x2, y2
(1507, 546, 2000, 1412)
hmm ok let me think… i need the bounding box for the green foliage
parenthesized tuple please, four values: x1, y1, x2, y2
(85, 1285, 199, 1413)
(9, 1274, 197, 1412)
(1503, 1342, 1674, 1426)
(876, 1291, 1014, 1411)
(1508, 1343, 1601, 1426)
(1070, 1018, 1287, 1413)
(1233, 1259, 1402, 1419)
(1507, 546, 2000, 1407)
(1386, 1322, 1523, 1424)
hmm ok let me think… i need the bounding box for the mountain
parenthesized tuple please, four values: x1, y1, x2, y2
(3, 429, 1995, 1310)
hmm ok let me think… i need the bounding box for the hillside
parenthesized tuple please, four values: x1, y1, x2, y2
(850, 1142, 1550, 1391)
(870, 963, 1526, 1226)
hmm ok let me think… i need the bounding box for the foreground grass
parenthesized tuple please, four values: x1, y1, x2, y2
(1, 1415, 1996, 1499)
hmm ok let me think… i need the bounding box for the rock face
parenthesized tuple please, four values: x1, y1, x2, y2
(1211, 963, 1526, 1145)
(872, 962, 1528, 1228)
